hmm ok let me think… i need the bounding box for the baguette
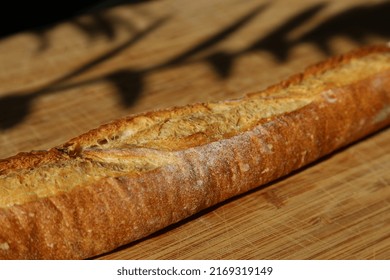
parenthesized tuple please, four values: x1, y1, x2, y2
(1, 45, 390, 259)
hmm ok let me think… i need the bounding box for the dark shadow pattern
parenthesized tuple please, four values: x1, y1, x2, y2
(163, 4, 269, 70)
(106, 69, 144, 106)
(0, 0, 149, 39)
(37, 9, 141, 52)
(1, 1, 390, 130)
(299, 3, 390, 55)
(244, 3, 327, 61)
(0, 17, 168, 129)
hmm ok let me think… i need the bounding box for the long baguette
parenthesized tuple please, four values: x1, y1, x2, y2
(1, 45, 390, 259)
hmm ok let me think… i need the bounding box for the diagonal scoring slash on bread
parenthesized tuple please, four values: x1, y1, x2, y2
(1, 45, 390, 259)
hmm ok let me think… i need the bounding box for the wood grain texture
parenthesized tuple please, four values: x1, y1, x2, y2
(0, 0, 389, 259)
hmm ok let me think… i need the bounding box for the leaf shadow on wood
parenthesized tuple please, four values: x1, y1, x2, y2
(299, 2, 390, 55)
(0, 1, 149, 42)
(1, 1, 390, 130)
(0, 3, 268, 130)
(0, 17, 168, 130)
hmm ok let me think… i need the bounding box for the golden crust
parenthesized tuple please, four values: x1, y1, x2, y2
(0, 150, 67, 175)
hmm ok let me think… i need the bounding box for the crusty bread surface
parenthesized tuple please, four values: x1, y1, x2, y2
(1, 45, 390, 259)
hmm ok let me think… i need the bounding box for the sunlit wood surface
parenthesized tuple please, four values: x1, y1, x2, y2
(0, 0, 389, 259)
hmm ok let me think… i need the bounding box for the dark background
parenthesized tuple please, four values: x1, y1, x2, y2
(0, 0, 134, 38)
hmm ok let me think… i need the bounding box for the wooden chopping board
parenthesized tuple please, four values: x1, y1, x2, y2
(0, 0, 389, 259)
